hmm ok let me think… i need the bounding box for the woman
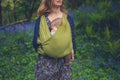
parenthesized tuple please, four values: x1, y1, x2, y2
(33, 0, 76, 80)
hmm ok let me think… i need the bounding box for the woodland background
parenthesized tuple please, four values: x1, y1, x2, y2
(0, 0, 120, 80)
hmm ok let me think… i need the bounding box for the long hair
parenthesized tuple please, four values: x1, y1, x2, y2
(37, 0, 67, 16)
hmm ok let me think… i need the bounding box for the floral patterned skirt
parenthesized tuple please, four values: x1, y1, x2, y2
(34, 54, 72, 80)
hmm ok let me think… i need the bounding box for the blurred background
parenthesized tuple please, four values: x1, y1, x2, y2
(0, 0, 120, 80)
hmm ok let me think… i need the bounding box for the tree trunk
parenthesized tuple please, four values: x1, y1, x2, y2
(13, 0, 17, 21)
(25, 0, 37, 21)
(0, 0, 2, 26)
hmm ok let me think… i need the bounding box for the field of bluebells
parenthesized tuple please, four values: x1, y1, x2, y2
(0, 21, 120, 80)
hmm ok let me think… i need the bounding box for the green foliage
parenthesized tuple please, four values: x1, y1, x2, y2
(72, 35, 120, 79)
(1, 0, 40, 25)
(0, 31, 37, 79)
(85, 25, 94, 38)
(98, 1, 112, 11)
(103, 39, 120, 57)
(71, 0, 120, 80)
(104, 27, 111, 40)
(73, 0, 120, 57)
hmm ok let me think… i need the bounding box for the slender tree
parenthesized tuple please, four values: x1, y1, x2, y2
(16, 0, 40, 21)
(0, 0, 2, 26)
(26, 0, 37, 21)
(20, 0, 38, 21)
(13, 0, 17, 21)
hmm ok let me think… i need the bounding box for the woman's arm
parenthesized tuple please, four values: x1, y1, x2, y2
(67, 14, 76, 54)
(33, 17, 41, 52)
(65, 14, 76, 65)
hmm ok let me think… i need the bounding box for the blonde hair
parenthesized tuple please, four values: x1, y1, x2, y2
(37, 0, 67, 16)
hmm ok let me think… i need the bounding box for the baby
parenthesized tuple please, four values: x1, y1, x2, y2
(50, 18, 62, 35)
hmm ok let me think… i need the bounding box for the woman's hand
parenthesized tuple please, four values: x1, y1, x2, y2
(71, 49, 74, 61)
(65, 49, 74, 65)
